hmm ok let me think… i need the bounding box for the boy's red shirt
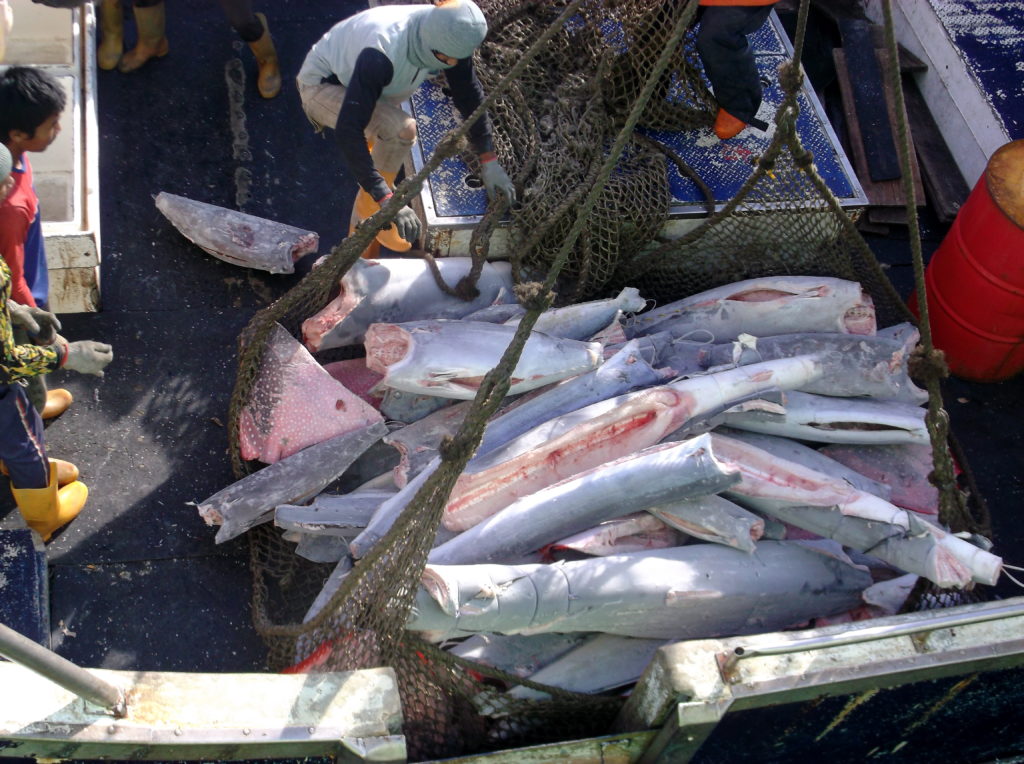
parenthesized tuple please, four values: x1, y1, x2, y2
(0, 154, 39, 308)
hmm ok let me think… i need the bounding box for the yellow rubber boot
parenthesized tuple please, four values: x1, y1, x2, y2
(118, 1, 169, 73)
(41, 388, 73, 420)
(2, 458, 79, 487)
(11, 463, 88, 543)
(248, 13, 281, 99)
(97, 0, 124, 71)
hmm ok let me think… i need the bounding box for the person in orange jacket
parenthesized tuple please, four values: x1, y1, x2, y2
(697, 0, 779, 140)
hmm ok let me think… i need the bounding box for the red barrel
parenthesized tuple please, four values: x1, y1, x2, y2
(910, 139, 1024, 382)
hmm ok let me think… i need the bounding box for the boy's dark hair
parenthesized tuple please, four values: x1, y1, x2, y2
(0, 67, 67, 144)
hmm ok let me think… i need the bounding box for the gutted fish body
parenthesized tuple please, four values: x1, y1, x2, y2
(626, 276, 876, 341)
(721, 390, 929, 444)
(155, 192, 317, 274)
(648, 494, 764, 553)
(302, 257, 515, 351)
(505, 287, 647, 341)
(543, 513, 679, 559)
(429, 435, 740, 565)
(364, 320, 603, 400)
(701, 331, 927, 403)
(410, 541, 873, 640)
(239, 324, 384, 463)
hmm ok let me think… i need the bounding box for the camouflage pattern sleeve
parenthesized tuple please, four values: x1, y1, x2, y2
(0, 259, 63, 383)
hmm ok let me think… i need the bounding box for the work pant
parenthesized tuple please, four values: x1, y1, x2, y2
(296, 79, 416, 179)
(0, 382, 49, 490)
(696, 5, 775, 125)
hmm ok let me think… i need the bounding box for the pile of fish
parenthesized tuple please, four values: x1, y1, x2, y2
(197, 259, 1002, 698)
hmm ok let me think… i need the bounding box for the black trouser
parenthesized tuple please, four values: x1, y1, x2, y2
(696, 5, 775, 126)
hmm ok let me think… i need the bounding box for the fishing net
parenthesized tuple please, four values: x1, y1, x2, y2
(227, 0, 992, 759)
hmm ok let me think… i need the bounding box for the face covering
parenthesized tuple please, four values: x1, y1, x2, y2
(408, 0, 488, 70)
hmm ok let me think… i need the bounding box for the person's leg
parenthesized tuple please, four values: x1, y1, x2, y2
(0, 383, 49, 491)
(696, 6, 774, 133)
(354, 101, 418, 251)
(97, 0, 124, 71)
(297, 80, 345, 134)
(220, 0, 280, 97)
(119, 0, 168, 73)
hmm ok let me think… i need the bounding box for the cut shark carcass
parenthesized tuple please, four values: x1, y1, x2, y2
(364, 320, 603, 400)
(428, 434, 741, 565)
(238, 324, 384, 463)
(648, 494, 764, 553)
(625, 275, 876, 341)
(698, 329, 928, 403)
(504, 287, 647, 341)
(441, 355, 824, 532)
(410, 541, 873, 641)
(542, 513, 680, 559)
(709, 433, 1002, 588)
(302, 257, 516, 352)
(155, 192, 318, 274)
(720, 390, 929, 445)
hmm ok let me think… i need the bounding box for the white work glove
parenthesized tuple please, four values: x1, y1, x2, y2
(8, 300, 61, 344)
(479, 158, 516, 205)
(59, 336, 114, 377)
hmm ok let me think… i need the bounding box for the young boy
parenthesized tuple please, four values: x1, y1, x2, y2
(0, 65, 74, 418)
(0, 142, 114, 542)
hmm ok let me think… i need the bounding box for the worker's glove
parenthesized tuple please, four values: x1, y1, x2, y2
(59, 336, 114, 377)
(479, 157, 516, 205)
(386, 201, 422, 245)
(8, 300, 61, 344)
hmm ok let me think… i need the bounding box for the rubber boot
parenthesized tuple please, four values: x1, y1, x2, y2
(713, 107, 747, 140)
(41, 388, 73, 420)
(248, 13, 281, 99)
(97, 0, 124, 71)
(2, 458, 80, 487)
(11, 463, 88, 543)
(118, 1, 169, 73)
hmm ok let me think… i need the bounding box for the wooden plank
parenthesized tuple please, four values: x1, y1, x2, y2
(903, 77, 971, 223)
(838, 18, 901, 181)
(833, 48, 925, 209)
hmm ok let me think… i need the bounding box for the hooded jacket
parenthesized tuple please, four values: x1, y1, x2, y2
(299, 3, 495, 200)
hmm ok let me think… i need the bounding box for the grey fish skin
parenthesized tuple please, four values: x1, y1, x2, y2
(701, 331, 928, 403)
(448, 633, 590, 679)
(648, 494, 764, 553)
(409, 541, 873, 641)
(505, 287, 647, 341)
(274, 490, 396, 537)
(720, 390, 929, 445)
(197, 421, 389, 544)
(428, 434, 741, 565)
(155, 192, 317, 274)
(463, 303, 527, 324)
(364, 320, 603, 400)
(302, 257, 515, 352)
(625, 276, 876, 341)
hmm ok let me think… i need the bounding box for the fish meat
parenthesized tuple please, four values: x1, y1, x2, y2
(302, 257, 516, 352)
(364, 320, 603, 400)
(239, 324, 384, 463)
(699, 331, 928, 403)
(720, 390, 929, 445)
(198, 421, 389, 544)
(648, 494, 764, 553)
(542, 513, 680, 559)
(819, 443, 940, 515)
(716, 428, 893, 500)
(505, 287, 647, 341)
(508, 634, 669, 699)
(625, 276, 876, 341)
(428, 435, 741, 565)
(409, 541, 873, 641)
(443, 355, 824, 532)
(322, 358, 384, 408)
(155, 191, 318, 274)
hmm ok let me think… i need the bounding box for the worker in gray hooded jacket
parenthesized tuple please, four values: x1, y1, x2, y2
(297, 0, 515, 253)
